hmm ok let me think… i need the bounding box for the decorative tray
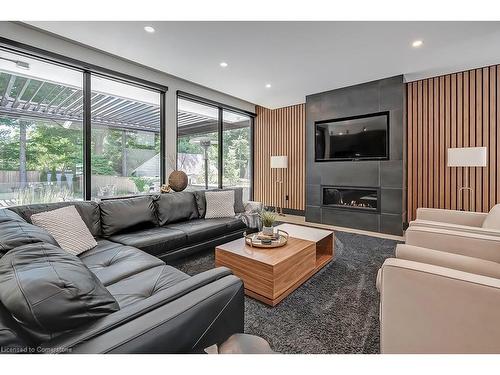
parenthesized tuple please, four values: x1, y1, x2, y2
(245, 230, 289, 248)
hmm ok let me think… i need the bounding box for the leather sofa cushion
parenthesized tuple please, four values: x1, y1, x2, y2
(100, 196, 157, 237)
(194, 188, 245, 218)
(106, 265, 190, 308)
(79, 239, 164, 286)
(8, 201, 101, 237)
(0, 212, 58, 259)
(0, 302, 31, 351)
(108, 227, 187, 256)
(155, 192, 199, 226)
(0, 208, 25, 224)
(0, 242, 119, 344)
(224, 217, 247, 232)
(164, 218, 241, 244)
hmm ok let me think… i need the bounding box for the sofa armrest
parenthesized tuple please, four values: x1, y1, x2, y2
(415, 207, 486, 227)
(380, 258, 500, 353)
(405, 226, 500, 262)
(40, 268, 244, 353)
(409, 219, 500, 237)
(395, 244, 500, 279)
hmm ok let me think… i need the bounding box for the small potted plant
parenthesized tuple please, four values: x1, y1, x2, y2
(259, 209, 277, 236)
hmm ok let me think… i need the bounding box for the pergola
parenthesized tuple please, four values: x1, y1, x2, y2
(0, 71, 247, 134)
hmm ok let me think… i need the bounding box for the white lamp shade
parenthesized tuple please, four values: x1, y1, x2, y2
(270, 155, 288, 169)
(447, 147, 487, 167)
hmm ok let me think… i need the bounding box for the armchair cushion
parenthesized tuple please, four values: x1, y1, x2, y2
(404, 226, 500, 263)
(416, 207, 487, 227)
(482, 204, 500, 230)
(395, 244, 500, 279)
(410, 219, 500, 237)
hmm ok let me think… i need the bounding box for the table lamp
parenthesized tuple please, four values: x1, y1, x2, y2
(447, 147, 487, 210)
(270, 155, 288, 216)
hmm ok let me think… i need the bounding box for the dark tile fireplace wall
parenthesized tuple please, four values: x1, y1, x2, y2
(305, 75, 406, 235)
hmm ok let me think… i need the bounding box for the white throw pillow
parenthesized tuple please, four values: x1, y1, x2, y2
(205, 190, 236, 219)
(482, 204, 500, 230)
(30, 205, 97, 256)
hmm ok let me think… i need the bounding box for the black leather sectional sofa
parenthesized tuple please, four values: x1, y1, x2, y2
(0, 190, 247, 354)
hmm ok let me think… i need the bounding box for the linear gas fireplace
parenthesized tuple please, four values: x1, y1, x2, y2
(322, 186, 380, 212)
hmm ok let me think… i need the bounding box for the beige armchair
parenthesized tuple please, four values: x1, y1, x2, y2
(378, 254, 500, 353)
(409, 207, 500, 237)
(378, 204, 500, 353)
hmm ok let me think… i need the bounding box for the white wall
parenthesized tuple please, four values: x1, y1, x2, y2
(0, 21, 255, 177)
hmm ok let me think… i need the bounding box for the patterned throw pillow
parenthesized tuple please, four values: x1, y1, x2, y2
(30, 205, 97, 256)
(205, 190, 236, 219)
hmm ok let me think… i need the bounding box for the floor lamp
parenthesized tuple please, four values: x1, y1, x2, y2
(190, 137, 218, 190)
(270, 155, 288, 216)
(447, 147, 487, 211)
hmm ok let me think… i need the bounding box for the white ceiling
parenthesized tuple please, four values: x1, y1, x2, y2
(27, 21, 500, 108)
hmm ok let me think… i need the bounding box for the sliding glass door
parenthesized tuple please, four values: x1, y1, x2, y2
(222, 110, 252, 201)
(90, 75, 161, 199)
(0, 49, 84, 206)
(176, 95, 253, 199)
(177, 98, 219, 190)
(0, 46, 164, 207)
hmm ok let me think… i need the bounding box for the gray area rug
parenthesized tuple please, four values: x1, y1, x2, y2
(169, 230, 399, 354)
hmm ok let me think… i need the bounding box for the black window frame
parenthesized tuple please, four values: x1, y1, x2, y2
(176, 91, 256, 199)
(0, 37, 167, 201)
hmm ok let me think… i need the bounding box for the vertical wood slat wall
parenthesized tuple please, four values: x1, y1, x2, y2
(254, 104, 306, 211)
(407, 64, 500, 222)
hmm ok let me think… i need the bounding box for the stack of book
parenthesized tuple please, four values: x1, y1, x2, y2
(256, 232, 279, 245)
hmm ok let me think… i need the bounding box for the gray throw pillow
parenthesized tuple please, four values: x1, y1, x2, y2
(205, 190, 236, 219)
(30, 205, 97, 256)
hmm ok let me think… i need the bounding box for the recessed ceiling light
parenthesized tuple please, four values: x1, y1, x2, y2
(144, 26, 155, 33)
(219, 62, 228, 68)
(412, 40, 423, 48)
(265, 83, 272, 88)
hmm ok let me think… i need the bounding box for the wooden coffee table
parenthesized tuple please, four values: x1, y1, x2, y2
(215, 224, 334, 306)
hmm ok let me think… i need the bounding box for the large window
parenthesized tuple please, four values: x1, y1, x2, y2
(223, 110, 251, 200)
(177, 95, 253, 200)
(177, 98, 219, 189)
(90, 76, 161, 199)
(0, 46, 164, 207)
(0, 49, 84, 206)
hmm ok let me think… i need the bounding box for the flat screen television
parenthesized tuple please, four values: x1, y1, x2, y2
(315, 111, 389, 161)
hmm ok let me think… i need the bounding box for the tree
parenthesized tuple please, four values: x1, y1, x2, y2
(28, 122, 82, 172)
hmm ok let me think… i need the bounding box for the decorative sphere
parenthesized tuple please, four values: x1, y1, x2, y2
(168, 170, 188, 192)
